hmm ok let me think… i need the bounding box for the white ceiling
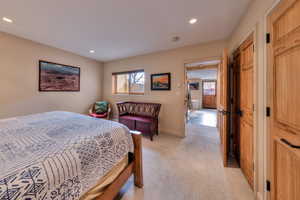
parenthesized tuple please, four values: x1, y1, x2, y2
(187, 69, 218, 80)
(0, 0, 251, 61)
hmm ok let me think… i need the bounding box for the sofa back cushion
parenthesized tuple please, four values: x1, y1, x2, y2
(94, 101, 109, 114)
(129, 103, 156, 117)
(117, 102, 161, 118)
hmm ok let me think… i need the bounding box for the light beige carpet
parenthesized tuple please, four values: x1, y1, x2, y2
(117, 122, 254, 200)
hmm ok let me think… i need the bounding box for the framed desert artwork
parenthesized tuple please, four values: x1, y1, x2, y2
(151, 73, 171, 90)
(189, 82, 199, 90)
(39, 60, 80, 92)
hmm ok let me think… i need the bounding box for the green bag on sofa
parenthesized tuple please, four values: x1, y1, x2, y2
(94, 101, 109, 114)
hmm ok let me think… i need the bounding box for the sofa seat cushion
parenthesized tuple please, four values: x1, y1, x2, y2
(89, 112, 108, 118)
(120, 115, 153, 123)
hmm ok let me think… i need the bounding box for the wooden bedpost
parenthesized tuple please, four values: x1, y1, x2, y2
(130, 130, 144, 188)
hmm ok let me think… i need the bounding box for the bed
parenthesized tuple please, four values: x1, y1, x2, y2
(0, 111, 143, 200)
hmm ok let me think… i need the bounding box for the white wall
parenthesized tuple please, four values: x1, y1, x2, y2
(0, 31, 103, 119)
(103, 40, 227, 137)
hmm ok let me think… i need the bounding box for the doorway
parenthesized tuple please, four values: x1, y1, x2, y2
(183, 50, 254, 196)
(185, 62, 219, 128)
(184, 50, 230, 168)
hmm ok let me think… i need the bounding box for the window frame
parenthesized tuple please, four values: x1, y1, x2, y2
(202, 80, 217, 96)
(112, 70, 145, 95)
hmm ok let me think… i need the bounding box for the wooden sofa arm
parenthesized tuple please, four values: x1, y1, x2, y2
(106, 106, 112, 120)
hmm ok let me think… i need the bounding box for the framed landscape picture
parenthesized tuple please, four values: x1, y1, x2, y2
(151, 73, 171, 90)
(189, 82, 199, 90)
(39, 60, 80, 92)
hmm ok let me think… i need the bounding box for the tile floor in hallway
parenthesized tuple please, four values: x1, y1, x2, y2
(188, 109, 218, 127)
(117, 110, 254, 200)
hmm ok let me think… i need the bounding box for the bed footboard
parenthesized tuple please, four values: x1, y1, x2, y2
(95, 130, 143, 200)
(131, 130, 144, 188)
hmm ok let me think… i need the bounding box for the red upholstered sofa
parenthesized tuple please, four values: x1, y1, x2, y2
(116, 102, 161, 141)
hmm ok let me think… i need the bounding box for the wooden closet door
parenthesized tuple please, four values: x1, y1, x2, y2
(239, 35, 254, 189)
(268, 0, 300, 199)
(232, 49, 241, 165)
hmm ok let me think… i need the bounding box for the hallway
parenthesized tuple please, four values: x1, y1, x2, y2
(118, 116, 254, 200)
(189, 109, 217, 127)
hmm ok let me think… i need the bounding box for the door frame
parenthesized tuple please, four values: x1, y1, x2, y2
(218, 49, 230, 167)
(238, 33, 256, 189)
(183, 56, 221, 137)
(264, 1, 283, 200)
(232, 27, 260, 196)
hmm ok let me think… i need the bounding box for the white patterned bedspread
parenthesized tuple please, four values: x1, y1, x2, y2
(0, 111, 133, 200)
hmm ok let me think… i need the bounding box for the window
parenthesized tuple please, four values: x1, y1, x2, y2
(112, 70, 145, 94)
(203, 81, 216, 95)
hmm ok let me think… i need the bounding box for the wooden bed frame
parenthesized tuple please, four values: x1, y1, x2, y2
(95, 130, 143, 200)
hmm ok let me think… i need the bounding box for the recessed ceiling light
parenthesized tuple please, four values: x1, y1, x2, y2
(2, 17, 13, 23)
(189, 18, 197, 24)
(89, 50, 95, 53)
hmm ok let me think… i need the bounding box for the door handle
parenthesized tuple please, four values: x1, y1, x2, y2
(237, 110, 243, 117)
(281, 138, 300, 149)
(218, 110, 229, 115)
